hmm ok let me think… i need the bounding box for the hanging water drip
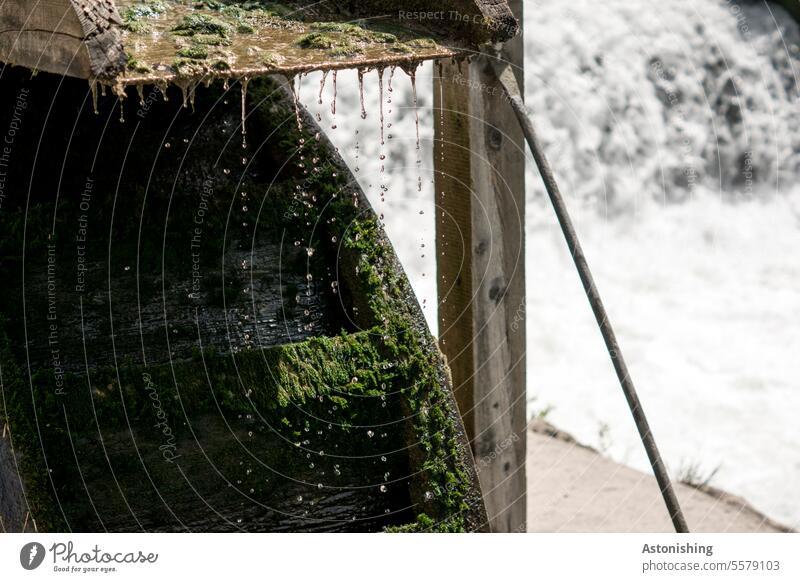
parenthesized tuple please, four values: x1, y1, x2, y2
(240, 76, 249, 150)
(403, 64, 421, 151)
(331, 71, 337, 115)
(327, 70, 338, 129)
(190, 82, 198, 111)
(89, 81, 98, 114)
(136, 84, 145, 106)
(290, 75, 303, 132)
(401, 63, 424, 192)
(179, 82, 188, 109)
(157, 79, 168, 101)
(358, 68, 367, 120)
(437, 64, 446, 165)
(318, 70, 328, 106)
(378, 68, 385, 146)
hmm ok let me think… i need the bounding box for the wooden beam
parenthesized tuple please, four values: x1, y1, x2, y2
(434, 0, 526, 533)
(0, 1, 517, 84)
(0, 1, 125, 79)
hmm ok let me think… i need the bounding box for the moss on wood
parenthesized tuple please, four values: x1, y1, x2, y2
(0, 73, 485, 532)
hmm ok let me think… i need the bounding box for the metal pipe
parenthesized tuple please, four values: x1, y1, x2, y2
(490, 58, 690, 533)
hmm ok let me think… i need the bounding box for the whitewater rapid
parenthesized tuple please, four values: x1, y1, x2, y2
(298, 0, 800, 528)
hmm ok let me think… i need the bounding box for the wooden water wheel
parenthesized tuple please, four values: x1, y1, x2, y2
(0, 0, 519, 532)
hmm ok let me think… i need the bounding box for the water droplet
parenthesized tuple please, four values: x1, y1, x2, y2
(331, 70, 338, 115)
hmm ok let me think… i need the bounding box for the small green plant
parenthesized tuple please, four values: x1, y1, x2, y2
(597, 421, 612, 453)
(677, 461, 721, 488)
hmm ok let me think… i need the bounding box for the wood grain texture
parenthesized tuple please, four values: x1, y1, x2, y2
(434, 63, 476, 444)
(434, 0, 525, 532)
(0, 0, 124, 78)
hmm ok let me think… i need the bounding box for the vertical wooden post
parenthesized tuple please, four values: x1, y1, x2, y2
(434, 2, 526, 533)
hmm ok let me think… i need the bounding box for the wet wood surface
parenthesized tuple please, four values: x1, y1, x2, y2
(434, 0, 526, 533)
(0, 0, 518, 86)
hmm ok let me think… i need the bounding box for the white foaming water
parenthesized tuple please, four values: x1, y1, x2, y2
(303, 0, 800, 527)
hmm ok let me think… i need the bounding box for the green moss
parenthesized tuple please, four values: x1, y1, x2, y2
(126, 54, 153, 74)
(123, 19, 153, 34)
(198, 1, 296, 19)
(122, 1, 167, 20)
(297, 22, 399, 56)
(404, 38, 438, 49)
(191, 34, 233, 46)
(2, 324, 407, 530)
(172, 14, 232, 38)
(296, 32, 360, 55)
(260, 52, 283, 67)
(310, 22, 397, 43)
(385, 513, 466, 533)
(171, 58, 206, 76)
(0, 322, 64, 531)
(390, 44, 414, 55)
(121, 1, 168, 33)
(176, 46, 209, 60)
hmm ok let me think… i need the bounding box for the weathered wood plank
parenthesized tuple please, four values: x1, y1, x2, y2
(0, 1, 125, 78)
(0, 1, 516, 83)
(0, 0, 91, 78)
(434, 0, 525, 533)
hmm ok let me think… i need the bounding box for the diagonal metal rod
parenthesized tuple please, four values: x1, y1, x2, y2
(490, 58, 690, 533)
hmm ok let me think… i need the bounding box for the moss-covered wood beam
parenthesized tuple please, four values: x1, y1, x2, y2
(0, 0, 519, 87)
